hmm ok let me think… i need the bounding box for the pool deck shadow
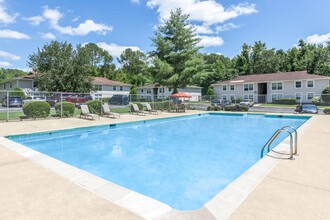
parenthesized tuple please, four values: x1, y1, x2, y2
(0, 112, 330, 219)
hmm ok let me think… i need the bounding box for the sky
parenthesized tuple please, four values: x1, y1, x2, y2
(0, 0, 330, 70)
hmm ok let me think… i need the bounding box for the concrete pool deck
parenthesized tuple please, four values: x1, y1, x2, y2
(0, 112, 330, 219)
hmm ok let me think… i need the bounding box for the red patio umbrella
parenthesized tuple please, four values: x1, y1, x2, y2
(170, 92, 192, 98)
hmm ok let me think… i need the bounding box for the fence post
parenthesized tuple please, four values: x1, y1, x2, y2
(6, 91, 9, 122)
(60, 92, 63, 118)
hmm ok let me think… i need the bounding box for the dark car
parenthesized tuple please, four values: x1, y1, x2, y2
(2, 96, 23, 107)
(108, 95, 129, 105)
(211, 99, 231, 107)
(295, 104, 318, 114)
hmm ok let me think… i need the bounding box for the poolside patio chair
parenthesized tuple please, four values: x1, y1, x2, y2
(144, 103, 161, 115)
(80, 104, 98, 120)
(102, 103, 120, 118)
(131, 104, 147, 116)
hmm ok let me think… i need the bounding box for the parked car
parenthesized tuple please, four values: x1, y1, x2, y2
(211, 99, 231, 106)
(47, 93, 86, 107)
(108, 94, 129, 105)
(295, 104, 318, 114)
(2, 96, 23, 107)
(23, 96, 46, 104)
(239, 99, 254, 107)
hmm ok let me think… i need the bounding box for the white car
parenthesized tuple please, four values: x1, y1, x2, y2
(23, 96, 46, 104)
(239, 99, 254, 107)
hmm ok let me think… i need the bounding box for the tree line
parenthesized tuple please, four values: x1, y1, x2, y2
(10, 8, 330, 94)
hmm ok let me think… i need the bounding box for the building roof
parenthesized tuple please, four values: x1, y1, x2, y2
(137, 84, 202, 89)
(92, 77, 131, 86)
(213, 71, 329, 85)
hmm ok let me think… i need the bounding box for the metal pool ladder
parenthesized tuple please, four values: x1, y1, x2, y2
(260, 126, 298, 159)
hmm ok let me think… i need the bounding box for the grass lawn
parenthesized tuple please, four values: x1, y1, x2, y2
(111, 107, 130, 113)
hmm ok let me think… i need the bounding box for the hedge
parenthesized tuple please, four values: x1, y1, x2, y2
(86, 100, 102, 115)
(311, 96, 321, 105)
(207, 105, 221, 111)
(273, 98, 296, 104)
(224, 105, 249, 112)
(323, 108, 330, 114)
(55, 102, 75, 117)
(321, 85, 330, 103)
(22, 101, 51, 119)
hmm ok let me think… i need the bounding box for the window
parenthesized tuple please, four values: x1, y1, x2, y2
(168, 88, 172, 92)
(295, 92, 302, 101)
(120, 86, 123, 91)
(4, 84, 6, 89)
(307, 80, 314, 88)
(243, 94, 254, 100)
(112, 86, 117, 91)
(222, 94, 227, 100)
(295, 81, 302, 89)
(141, 89, 144, 93)
(147, 89, 151, 94)
(271, 82, 283, 90)
(244, 84, 253, 91)
(307, 92, 314, 100)
(271, 93, 283, 101)
(159, 88, 164, 93)
(222, 85, 227, 91)
(230, 85, 235, 91)
(10, 82, 12, 88)
(94, 85, 102, 91)
(230, 95, 235, 101)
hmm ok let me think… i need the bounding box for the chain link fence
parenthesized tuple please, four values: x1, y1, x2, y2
(0, 90, 329, 122)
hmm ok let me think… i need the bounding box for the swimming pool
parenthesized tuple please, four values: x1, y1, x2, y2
(8, 113, 309, 210)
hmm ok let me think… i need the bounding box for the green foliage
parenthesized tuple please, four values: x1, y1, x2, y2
(311, 96, 321, 105)
(273, 98, 296, 104)
(323, 108, 330, 114)
(54, 102, 75, 117)
(130, 86, 138, 101)
(321, 85, 330, 103)
(9, 87, 26, 100)
(150, 8, 204, 92)
(86, 100, 102, 115)
(206, 87, 215, 96)
(224, 105, 249, 112)
(148, 102, 164, 110)
(28, 41, 94, 93)
(0, 68, 27, 81)
(22, 101, 51, 119)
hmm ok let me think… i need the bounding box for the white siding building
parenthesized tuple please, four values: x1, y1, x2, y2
(137, 84, 202, 101)
(212, 71, 330, 103)
(91, 77, 132, 99)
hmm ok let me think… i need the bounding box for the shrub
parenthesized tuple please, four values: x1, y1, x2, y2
(207, 106, 214, 111)
(224, 105, 249, 112)
(311, 96, 321, 105)
(22, 101, 51, 119)
(273, 98, 296, 104)
(148, 102, 164, 110)
(86, 100, 102, 115)
(321, 85, 330, 103)
(230, 98, 242, 104)
(213, 106, 221, 111)
(55, 102, 75, 117)
(10, 87, 26, 100)
(323, 108, 330, 114)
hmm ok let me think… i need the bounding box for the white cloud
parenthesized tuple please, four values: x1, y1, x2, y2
(305, 32, 330, 44)
(0, 61, 11, 67)
(23, 16, 45, 25)
(0, 50, 20, 61)
(0, 29, 31, 39)
(0, 0, 18, 24)
(193, 24, 214, 34)
(131, 0, 140, 4)
(96, 42, 141, 57)
(216, 23, 240, 32)
(43, 7, 113, 36)
(197, 35, 224, 47)
(39, 32, 56, 40)
(72, 16, 80, 22)
(146, 0, 257, 25)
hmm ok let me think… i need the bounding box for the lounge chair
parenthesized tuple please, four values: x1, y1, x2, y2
(144, 103, 161, 115)
(131, 104, 148, 116)
(80, 105, 98, 120)
(102, 103, 120, 118)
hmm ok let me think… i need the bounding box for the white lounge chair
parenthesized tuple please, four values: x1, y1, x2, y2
(131, 104, 147, 116)
(145, 103, 161, 115)
(80, 105, 98, 120)
(102, 103, 120, 118)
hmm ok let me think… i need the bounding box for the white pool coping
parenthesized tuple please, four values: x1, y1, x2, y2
(0, 113, 314, 220)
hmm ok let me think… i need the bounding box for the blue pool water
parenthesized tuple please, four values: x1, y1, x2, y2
(8, 113, 308, 210)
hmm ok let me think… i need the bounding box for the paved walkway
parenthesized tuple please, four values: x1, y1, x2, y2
(0, 112, 330, 219)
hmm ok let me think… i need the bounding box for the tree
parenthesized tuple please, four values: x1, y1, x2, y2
(149, 8, 204, 93)
(28, 41, 93, 93)
(0, 68, 27, 81)
(234, 43, 251, 75)
(118, 48, 150, 86)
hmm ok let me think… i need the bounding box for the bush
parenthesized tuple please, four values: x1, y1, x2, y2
(55, 102, 75, 117)
(224, 105, 249, 112)
(148, 102, 164, 110)
(323, 108, 330, 114)
(321, 85, 330, 103)
(23, 101, 51, 119)
(86, 100, 102, 115)
(230, 98, 242, 104)
(273, 98, 296, 104)
(10, 87, 26, 100)
(213, 106, 221, 111)
(311, 96, 321, 105)
(207, 106, 214, 111)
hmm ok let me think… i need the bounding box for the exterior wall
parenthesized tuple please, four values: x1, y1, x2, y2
(137, 86, 202, 101)
(17, 80, 34, 90)
(92, 84, 131, 99)
(213, 78, 330, 103)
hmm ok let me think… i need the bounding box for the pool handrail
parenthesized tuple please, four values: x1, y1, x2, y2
(281, 126, 298, 155)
